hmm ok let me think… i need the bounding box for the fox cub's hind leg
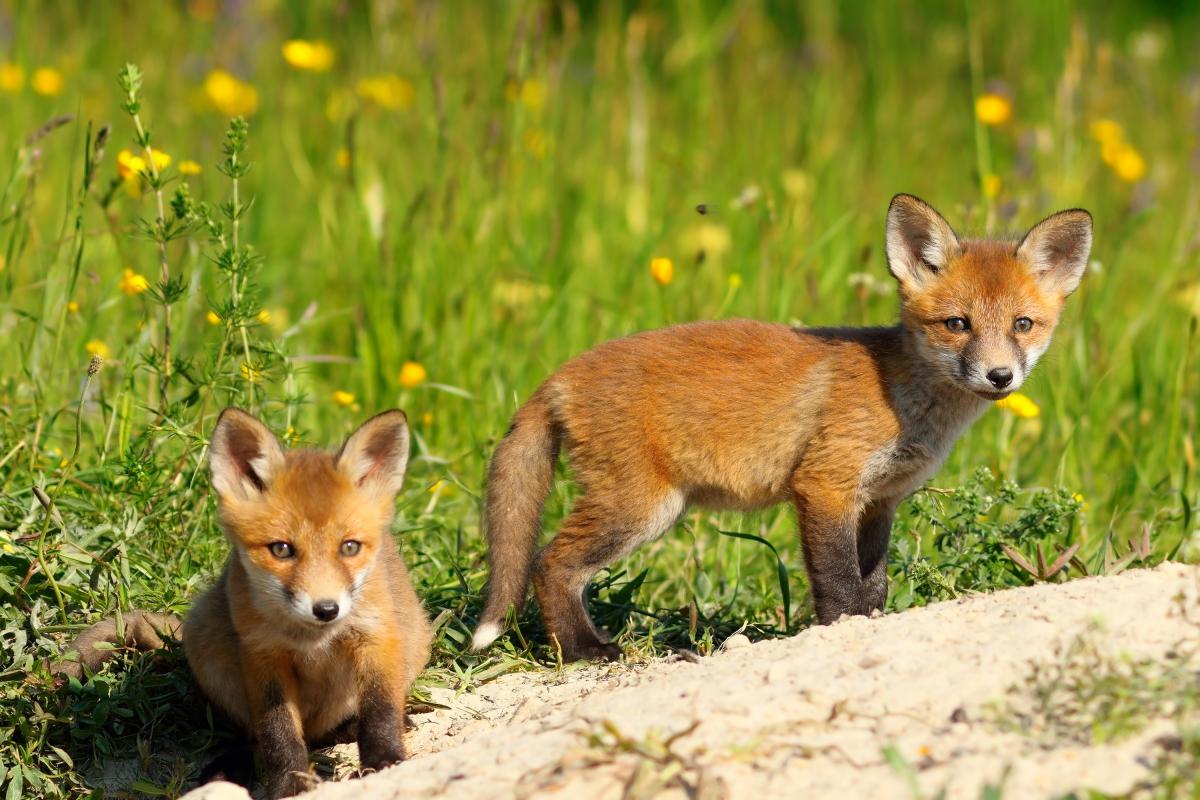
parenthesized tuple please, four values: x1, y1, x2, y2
(534, 488, 682, 662)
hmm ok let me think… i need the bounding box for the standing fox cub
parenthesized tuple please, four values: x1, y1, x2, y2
(472, 194, 1093, 661)
(59, 409, 432, 799)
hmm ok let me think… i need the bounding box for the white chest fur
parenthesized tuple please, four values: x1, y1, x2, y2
(860, 384, 989, 502)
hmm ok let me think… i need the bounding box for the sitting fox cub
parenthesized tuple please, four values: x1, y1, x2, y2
(60, 409, 431, 799)
(473, 194, 1093, 661)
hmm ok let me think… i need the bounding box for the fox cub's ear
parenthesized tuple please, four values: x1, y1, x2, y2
(885, 194, 961, 291)
(210, 408, 286, 501)
(337, 410, 410, 498)
(1017, 209, 1093, 298)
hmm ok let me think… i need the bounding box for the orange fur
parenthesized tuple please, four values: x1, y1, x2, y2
(474, 194, 1092, 660)
(60, 410, 432, 799)
(187, 408, 431, 798)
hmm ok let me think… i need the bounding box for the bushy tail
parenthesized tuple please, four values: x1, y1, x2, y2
(51, 610, 182, 680)
(472, 389, 560, 650)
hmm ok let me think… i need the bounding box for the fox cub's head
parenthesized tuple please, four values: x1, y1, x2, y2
(886, 194, 1092, 399)
(209, 408, 410, 629)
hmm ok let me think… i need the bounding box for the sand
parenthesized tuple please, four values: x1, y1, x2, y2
(180, 563, 1200, 800)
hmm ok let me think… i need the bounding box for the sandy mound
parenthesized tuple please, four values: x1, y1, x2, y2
(184, 563, 1199, 800)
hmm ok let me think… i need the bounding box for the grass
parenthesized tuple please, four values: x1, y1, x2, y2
(0, 1, 1197, 796)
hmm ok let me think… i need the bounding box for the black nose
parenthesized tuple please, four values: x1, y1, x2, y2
(311, 600, 340, 622)
(986, 367, 1014, 389)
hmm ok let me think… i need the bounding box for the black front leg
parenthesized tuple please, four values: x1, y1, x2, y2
(797, 493, 868, 624)
(356, 679, 407, 772)
(256, 681, 313, 799)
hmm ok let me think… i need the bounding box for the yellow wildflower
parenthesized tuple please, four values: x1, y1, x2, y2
(336, 148, 351, 169)
(650, 257, 674, 286)
(1089, 118, 1146, 181)
(1112, 145, 1146, 183)
(282, 40, 334, 72)
(264, 307, 287, 331)
(684, 222, 732, 258)
(356, 75, 415, 110)
(982, 173, 1002, 199)
(1088, 119, 1123, 146)
(67, 300, 79, 314)
(399, 361, 427, 388)
(0, 63, 23, 92)
(206, 310, 221, 325)
(1097, 134, 1119, 162)
(147, 149, 171, 172)
(256, 309, 271, 324)
(643, 256, 672, 287)
(994, 392, 1039, 418)
(519, 79, 545, 111)
(31, 67, 63, 96)
(333, 390, 356, 407)
(117, 149, 146, 180)
(239, 362, 261, 383)
(728, 273, 743, 289)
(421, 411, 434, 426)
(975, 93, 1012, 126)
(85, 340, 111, 359)
(119, 267, 150, 296)
(204, 69, 260, 117)
(179, 159, 203, 175)
(505, 79, 546, 111)
(1175, 282, 1200, 317)
(782, 168, 811, 201)
(117, 148, 171, 180)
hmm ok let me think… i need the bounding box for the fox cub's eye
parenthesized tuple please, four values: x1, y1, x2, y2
(340, 540, 362, 557)
(1013, 317, 1034, 333)
(945, 317, 970, 333)
(268, 541, 294, 559)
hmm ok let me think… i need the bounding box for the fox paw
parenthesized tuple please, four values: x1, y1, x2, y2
(562, 641, 622, 663)
(358, 739, 405, 773)
(267, 769, 317, 800)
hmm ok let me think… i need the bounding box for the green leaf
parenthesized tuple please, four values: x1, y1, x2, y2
(5, 766, 24, 800)
(718, 530, 790, 632)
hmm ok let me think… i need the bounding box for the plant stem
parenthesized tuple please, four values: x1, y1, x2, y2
(132, 113, 173, 410)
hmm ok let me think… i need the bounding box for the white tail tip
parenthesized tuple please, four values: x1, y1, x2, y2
(471, 622, 501, 651)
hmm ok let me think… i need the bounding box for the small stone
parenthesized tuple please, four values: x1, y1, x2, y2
(858, 653, 884, 669)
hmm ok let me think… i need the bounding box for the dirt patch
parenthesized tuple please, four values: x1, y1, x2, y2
(183, 563, 1200, 800)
